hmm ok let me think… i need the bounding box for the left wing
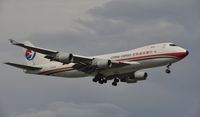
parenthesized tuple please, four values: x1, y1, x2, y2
(9, 39, 58, 55)
(5, 62, 42, 70)
(9, 39, 91, 64)
(9, 39, 140, 73)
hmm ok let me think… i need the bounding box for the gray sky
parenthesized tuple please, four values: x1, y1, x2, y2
(0, 0, 200, 117)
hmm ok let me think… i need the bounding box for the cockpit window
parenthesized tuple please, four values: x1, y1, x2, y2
(169, 44, 176, 46)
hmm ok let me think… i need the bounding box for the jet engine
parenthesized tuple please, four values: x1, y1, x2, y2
(134, 71, 148, 80)
(122, 71, 148, 83)
(125, 78, 137, 83)
(46, 52, 73, 64)
(92, 58, 112, 68)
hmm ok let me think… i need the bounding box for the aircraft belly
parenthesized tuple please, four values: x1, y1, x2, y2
(51, 70, 88, 78)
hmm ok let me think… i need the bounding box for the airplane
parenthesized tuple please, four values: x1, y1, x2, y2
(5, 39, 189, 86)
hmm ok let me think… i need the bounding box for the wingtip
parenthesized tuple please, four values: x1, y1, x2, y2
(4, 62, 10, 65)
(8, 39, 18, 45)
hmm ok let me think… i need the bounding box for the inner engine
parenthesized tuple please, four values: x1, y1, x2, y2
(134, 71, 148, 81)
(121, 71, 148, 83)
(92, 58, 112, 68)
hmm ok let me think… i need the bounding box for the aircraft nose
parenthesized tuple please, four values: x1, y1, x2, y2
(186, 50, 189, 56)
(177, 49, 189, 59)
(180, 50, 189, 59)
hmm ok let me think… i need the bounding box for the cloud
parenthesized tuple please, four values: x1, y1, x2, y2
(0, 0, 108, 39)
(0, 0, 5, 12)
(84, 0, 199, 38)
(88, 0, 198, 23)
(76, 0, 195, 47)
(11, 102, 128, 117)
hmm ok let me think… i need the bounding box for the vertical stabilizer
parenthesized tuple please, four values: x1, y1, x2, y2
(23, 41, 50, 66)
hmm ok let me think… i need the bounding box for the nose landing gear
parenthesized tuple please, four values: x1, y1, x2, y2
(165, 64, 171, 74)
(165, 69, 171, 74)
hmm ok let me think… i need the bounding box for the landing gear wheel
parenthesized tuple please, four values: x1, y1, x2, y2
(111, 77, 119, 86)
(92, 78, 98, 82)
(112, 82, 117, 86)
(93, 73, 104, 84)
(165, 64, 172, 74)
(98, 80, 104, 84)
(114, 78, 119, 83)
(103, 79, 107, 83)
(165, 69, 171, 74)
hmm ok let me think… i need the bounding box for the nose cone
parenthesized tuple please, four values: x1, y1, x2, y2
(180, 50, 189, 59)
(186, 50, 189, 56)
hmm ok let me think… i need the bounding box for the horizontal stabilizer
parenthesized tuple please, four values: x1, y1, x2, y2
(4, 62, 42, 70)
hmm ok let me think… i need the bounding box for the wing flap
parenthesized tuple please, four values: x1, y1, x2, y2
(5, 62, 42, 70)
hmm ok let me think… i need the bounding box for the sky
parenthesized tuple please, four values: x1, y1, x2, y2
(0, 0, 200, 117)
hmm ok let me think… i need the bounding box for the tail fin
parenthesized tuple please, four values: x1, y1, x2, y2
(23, 41, 50, 66)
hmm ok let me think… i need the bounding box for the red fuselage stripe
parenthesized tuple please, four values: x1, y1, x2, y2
(116, 52, 186, 61)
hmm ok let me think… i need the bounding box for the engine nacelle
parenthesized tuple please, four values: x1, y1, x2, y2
(134, 71, 148, 80)
(92, 58, 112, 68)
(125, 78, 137, 83)
(121, 71, 148, 83)
(54, 52, 73, 64)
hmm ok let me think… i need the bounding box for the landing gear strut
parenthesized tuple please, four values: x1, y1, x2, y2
(165, 64, 171, 74)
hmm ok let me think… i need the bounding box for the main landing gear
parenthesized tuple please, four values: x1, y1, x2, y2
(112, 78, 119, 86)
(165, 64, 171, 74)
(93, 73, 107, 84)
(92, 73, 120, 86)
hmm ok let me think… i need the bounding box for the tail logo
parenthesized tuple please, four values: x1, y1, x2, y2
(25, 50, 36, 61)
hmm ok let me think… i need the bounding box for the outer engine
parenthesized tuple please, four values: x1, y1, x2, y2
(46, 52, 73, 64)
(92, 58, 112, 68)
(123, 71, 148, 83)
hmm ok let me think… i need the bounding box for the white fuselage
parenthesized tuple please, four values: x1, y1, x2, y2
(27, 43, 188, 78)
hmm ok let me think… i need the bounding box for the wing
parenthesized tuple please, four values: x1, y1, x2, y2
(9, 39, 140, 73)
(5, 62, 42, 70)
(9, 39, 58, 55)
